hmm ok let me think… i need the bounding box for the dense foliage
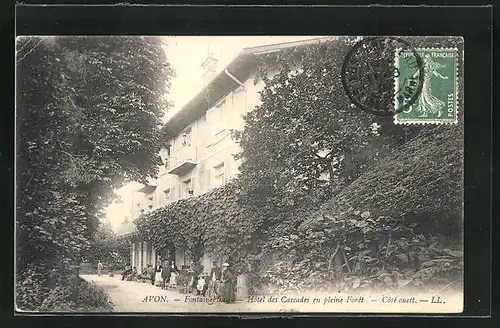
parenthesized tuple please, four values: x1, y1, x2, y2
(135, 181, 264, 273)
(233, 38, 419, 211)
(16, 36, 173, 311)
(264, 125, 463, 293)
(84, 221, 130, 271)
(137, 37, 463, 295)
(39, 275, 114, 312)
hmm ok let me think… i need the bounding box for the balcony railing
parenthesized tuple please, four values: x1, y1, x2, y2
(167, 146, 198, 175)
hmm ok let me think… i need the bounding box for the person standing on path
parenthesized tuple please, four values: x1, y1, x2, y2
(208, 261, 221, 298)
(122, 265, 132, 280)
(154, 261, 163, 286)
(190, 260, 203, 292)
(97, 261, 103, 277)
(130, 267, 138, 281)
(161, 259, 171, 289)
(219, 263, 235, 304)
(146, 264, 155, 285)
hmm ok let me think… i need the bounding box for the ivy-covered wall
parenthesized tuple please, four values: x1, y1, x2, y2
(136, 123, 464, 295)
(135, 181, 264, 274)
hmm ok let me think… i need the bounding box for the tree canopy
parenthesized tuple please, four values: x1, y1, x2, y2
(16, 36, 174, 310)
(84, 221, 130, 270)
(234, 38, 422, 213)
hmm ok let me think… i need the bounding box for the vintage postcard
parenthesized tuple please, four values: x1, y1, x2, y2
(15, 35, 464, 314)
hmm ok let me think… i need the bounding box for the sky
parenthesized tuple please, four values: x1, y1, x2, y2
(105, 36, 323, 231)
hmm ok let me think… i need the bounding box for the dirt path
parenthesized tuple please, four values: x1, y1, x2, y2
(80, 274, 261, 313)
(81, 275, 462, 313)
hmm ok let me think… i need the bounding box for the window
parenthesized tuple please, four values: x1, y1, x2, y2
(160, 146, 170, 161)
(161, 145, 172, 169)
(199, 115, 209, 149)
(213, 163, 225, 188)
(147, 195, 154, 209)
(198, 170, 206, 192)
(163, 189, 171, 203)
(206, 169, 212, 191)
(182, 178, 194, 198)
(181, 127, 192, 147)
(212, 98, 226, 136)
(171, 185, 177, 201)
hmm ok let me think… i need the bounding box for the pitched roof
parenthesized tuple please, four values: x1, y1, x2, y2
(161, 37, 336, 137)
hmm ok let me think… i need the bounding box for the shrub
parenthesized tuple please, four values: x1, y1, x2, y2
(263, 125, 464, 293)
(16, 274, 50, 311)
(39, 275, 113, 312)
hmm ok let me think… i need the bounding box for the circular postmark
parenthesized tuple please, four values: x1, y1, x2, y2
(341, 37, 425, 116)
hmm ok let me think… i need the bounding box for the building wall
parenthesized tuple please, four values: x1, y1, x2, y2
(121, 68, 269, 280)
(129, 240, 156, 274)
(137, 72, 265, 215)
(125, 72, 265, 276)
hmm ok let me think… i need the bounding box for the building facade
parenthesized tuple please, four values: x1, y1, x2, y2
(117, 37, 333, 278)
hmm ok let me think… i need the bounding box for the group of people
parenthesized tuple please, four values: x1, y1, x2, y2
(121, 265, 138, 281)
(157, 259, 179, 288)
(117, 258, 236, 304)
(200, 261, 236, 303)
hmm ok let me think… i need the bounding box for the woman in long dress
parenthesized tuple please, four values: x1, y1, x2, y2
(219, 263, 236, 303)
(154, 262, 163, 286)
(168, 261, 178, 288)
(207, 261, 221, 298)
(412, 54, 449, 118)
(161, 259, 171, 289)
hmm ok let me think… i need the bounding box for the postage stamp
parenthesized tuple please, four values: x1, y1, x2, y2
(394, 48, 459, 125)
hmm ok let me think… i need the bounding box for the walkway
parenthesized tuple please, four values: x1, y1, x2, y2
(81, 275, 461, 313)
(81, 274, 266, 313)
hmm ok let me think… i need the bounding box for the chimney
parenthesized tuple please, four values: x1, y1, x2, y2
(201, 54, 218, 86)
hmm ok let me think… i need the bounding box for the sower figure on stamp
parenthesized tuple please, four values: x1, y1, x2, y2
(412, 54, 448, 118)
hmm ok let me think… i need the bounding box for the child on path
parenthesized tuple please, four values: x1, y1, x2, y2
(196, 274, 205, 296)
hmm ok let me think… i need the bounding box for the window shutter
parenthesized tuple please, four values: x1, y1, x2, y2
(177, 183, 182, 199)
(199, 170, 206, 192)
(225, 157, 231, 179)
(206, 169, 212, 190)
(190, 177, 195, 195)
(171, 186, 176, 201)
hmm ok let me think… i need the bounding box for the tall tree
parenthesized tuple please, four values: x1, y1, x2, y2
(85, 221, 129, 270)
(234, 38, 419, 212)
(232, 39, 425, 273)
(16, 36, 174, 310)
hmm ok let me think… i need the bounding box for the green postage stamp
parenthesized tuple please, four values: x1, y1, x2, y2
(394, 48, 459, 125)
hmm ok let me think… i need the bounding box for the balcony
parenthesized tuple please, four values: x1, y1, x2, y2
(167, 146, 198, 176)
(137, 184, 157, 193)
